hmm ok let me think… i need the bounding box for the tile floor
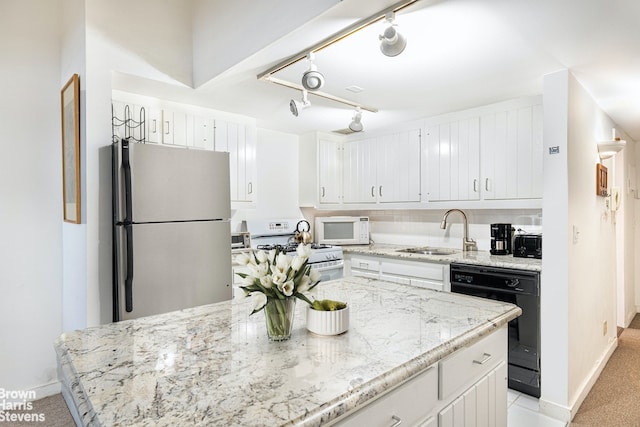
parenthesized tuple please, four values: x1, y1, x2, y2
(507, 390, 567, 427)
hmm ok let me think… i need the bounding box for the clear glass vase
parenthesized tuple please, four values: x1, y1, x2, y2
(264, 297, 296, 341)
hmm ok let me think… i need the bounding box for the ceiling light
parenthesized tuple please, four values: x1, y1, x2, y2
(349, 108, 364, 132)
(301, 53, 325, 91)
(289, 90, 311, 117)
(379, 12, 407, 57)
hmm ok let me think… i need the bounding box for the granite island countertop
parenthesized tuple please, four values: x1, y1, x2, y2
(342, 243, 542, 271)
(55, 277, 521, 427)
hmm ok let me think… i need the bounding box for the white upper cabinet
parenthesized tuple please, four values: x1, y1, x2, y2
(318, 138, 343, 204)
(343, 129, 421, 204)
(343, 137, 378, 203)
(162, 109, 188, 146)
(426, 118, 480, 202)
(190, 115, 215, 150)
(214, 119, 256, 205)
(298, 132, 343, 207)
(376, 129, 421, 203)
(481, 100, 543, 200)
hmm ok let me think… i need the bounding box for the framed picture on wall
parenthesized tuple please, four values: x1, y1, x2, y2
(596, 163, 608, 197)
(61, 73, 80, 223)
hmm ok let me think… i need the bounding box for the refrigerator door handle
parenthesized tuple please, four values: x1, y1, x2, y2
(122, 138, 134, 312)
(122, 138, 133, 223)
(124, 223, 134, 312)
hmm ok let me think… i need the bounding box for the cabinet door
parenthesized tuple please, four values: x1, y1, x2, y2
(343, 137, 377, 203)
(426, 118, 480, 201)
(146, 106, 162, 143)
(438, 361, 507, 427)
(163, 109, 188, 146)
(214, 119, 256, 203)
(192, 115, 214, 150)
(318, 139, 342, 203)
(481, 104, 542, 200)
(377, 129, 421, 203)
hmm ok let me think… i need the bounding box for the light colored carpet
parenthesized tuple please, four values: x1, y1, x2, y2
(5, 393, 74, 427)
(571, 314, 640, 426)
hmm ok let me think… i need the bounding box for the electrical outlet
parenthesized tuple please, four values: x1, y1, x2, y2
(603, 320, 608, 336)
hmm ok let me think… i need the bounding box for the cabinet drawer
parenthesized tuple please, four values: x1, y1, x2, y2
(336, 365, 438, 427)
(350, 257, 380, 272)
(380, 260, 445, 281)
(438, 326, 506, 401)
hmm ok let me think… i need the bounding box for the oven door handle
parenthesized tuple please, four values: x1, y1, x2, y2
(309, 260, 344, 272)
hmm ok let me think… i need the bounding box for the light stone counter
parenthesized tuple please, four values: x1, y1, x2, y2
(342, 243, 542, 271)
(55, 277, 521, 427)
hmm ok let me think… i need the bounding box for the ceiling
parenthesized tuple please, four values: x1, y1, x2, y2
(117, 0, 640, 141)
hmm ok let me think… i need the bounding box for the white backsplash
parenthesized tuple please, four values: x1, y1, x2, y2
(305, 208, 543, 252)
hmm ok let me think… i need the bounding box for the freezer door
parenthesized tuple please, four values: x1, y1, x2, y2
(114, 220, 232, 321)
(114, 140, 231, 222)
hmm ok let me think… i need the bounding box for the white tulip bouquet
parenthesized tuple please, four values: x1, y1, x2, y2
(235, 243, 322, 314)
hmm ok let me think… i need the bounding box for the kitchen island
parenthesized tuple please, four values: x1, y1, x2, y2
(55, 277, 521, 426)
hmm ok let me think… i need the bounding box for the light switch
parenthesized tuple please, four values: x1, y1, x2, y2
(573, 225, 580, 244)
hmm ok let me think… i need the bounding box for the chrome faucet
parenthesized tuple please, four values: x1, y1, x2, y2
(440, 209, 477, 252)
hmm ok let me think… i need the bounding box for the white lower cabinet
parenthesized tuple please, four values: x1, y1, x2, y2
(336, 365, 438, 427)
(438, 361, 507, 427)
(333, 326, 508, 427)
(345, 254, 450, 292)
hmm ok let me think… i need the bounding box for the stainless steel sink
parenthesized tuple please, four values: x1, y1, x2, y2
(396, 247, 458, 256)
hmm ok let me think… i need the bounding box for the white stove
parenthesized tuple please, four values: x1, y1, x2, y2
(243, 219, 344, 281)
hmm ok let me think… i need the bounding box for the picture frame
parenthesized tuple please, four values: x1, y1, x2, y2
(61, 74, 81, 223)
(596, 163, 608, 197)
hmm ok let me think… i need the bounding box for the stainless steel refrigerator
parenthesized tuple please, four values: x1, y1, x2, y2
(112, 139, 232, 321)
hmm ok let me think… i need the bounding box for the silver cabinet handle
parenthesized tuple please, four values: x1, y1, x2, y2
(371, 186, 375, 197)
(379, 185, 383, 197)
(248, 182, 253, 194)
(164, 121, 170, 135)
(473, 352, 492, 365)
(390, 415, 402, 427)
(152, 119, 157, 133)
(321, 186, 325, 198)
(485, 178, 490, 191)
(473, 179, 478, 192)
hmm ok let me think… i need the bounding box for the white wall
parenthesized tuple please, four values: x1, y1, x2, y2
(540, 69, 623, 422)
(0, 0, 64, 395)
(231, 129, 303, 228)
(614, 133, 636, 327)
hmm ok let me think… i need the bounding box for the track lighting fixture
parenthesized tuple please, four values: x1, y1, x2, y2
(349, 108, 364, 132)
(301, 53, 325, 91)
(289, 90, 311, 117)
(379, 12, 407, 57)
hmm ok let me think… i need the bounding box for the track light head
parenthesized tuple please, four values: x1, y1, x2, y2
(349, 108, 364, 132)
(379, 12, 407, 57)
(301, 52, 325, 91)
(290, 90, 311, 117)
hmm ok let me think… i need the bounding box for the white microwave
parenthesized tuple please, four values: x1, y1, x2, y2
(315, 216, 370, 245)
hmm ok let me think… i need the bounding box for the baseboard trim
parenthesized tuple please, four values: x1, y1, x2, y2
(540, 337, 618, 423)
(625, 310, 637, 328)
(28, 382, 61, 401)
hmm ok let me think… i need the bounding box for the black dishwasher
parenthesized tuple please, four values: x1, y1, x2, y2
(450, 263, 540, 398)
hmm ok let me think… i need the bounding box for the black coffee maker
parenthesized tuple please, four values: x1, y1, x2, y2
(490, 223, 512, 255)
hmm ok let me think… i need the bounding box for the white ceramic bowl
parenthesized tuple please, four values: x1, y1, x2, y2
(306, 305, 349, 336)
